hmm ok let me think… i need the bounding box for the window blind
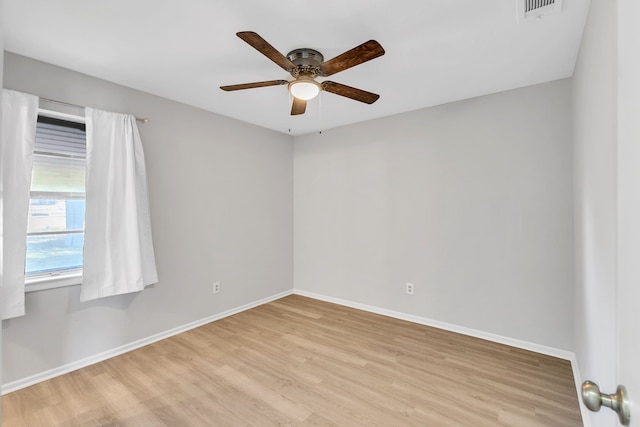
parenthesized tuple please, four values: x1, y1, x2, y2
(35, 116, 86, 157)
(31, 116, 86, 194)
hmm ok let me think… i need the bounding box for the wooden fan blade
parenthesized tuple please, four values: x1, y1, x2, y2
(237, 31, 297, 73)
(220, 80, 288, 91)
(321, 81, 380, 104)
(291, 97, 307, 115)
(318, 40, 385, 77)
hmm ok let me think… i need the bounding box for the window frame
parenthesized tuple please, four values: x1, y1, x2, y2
(25, 108, 86, 292)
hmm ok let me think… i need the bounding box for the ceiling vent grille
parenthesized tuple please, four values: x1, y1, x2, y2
(525, 0, 555, 13)
(518, 0, 563, 21)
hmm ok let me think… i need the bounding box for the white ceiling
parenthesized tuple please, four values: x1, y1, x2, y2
(3, 0, 589, 136)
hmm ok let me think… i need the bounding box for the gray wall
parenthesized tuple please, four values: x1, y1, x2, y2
(294, 80, 574, 350)
(3, 51, 577, 388)
(572, 0, 619, 425)
(2, 52, 294, 384)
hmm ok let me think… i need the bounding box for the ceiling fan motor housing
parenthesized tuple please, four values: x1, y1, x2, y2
(287, 48, 324, 76)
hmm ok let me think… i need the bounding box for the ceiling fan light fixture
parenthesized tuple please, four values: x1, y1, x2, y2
(289, 79, 321, 101)
(222, 32, 385, 116)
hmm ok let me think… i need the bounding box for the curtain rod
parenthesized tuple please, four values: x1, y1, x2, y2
(40, 97, 150, 123)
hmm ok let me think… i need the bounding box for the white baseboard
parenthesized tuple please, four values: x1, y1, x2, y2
(2, 287, 589, 427)
(293, 289, 573, 359)
(293, 289, 591, 427)
(293, 289, 588, 426)
(1, 289, 294, 395)
(568, 353, 591, 427)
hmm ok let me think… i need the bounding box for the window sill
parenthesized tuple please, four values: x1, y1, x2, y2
(25, 272, 82, 292)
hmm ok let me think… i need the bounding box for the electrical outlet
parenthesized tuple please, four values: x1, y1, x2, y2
(213, 281, 221, 294)
(406, 282, 414, 295)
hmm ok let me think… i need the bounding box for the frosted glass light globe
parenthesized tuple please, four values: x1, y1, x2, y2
(289, 80, 320, 100)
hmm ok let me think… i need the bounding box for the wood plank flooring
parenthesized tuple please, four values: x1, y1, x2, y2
(2, 295, 583, 426)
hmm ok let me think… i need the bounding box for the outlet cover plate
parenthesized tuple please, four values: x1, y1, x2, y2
(406, 282, 414, 295)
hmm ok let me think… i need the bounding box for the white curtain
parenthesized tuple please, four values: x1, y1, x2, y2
(1, 89, 38, 319)
(81, 108, 158, 302)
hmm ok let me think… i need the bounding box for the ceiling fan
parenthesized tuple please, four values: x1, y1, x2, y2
(220, 31, 385, 116)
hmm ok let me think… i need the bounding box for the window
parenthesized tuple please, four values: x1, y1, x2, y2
(25, 114, 86, 280)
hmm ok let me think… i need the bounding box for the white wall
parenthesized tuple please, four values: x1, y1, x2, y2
(294, 80, 574, 350)
(0, 1, 5, 418)
(573, 0, 640, 425)
(617, 0, 640, 423)
(571, 0, 618, 424)
(1, 53, 293, 385)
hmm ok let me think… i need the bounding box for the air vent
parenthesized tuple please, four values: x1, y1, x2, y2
(518, 0, 563, 21)
(525, 0, 555, 13)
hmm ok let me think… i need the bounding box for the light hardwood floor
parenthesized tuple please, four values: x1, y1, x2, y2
(2, 295, 583, 426)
